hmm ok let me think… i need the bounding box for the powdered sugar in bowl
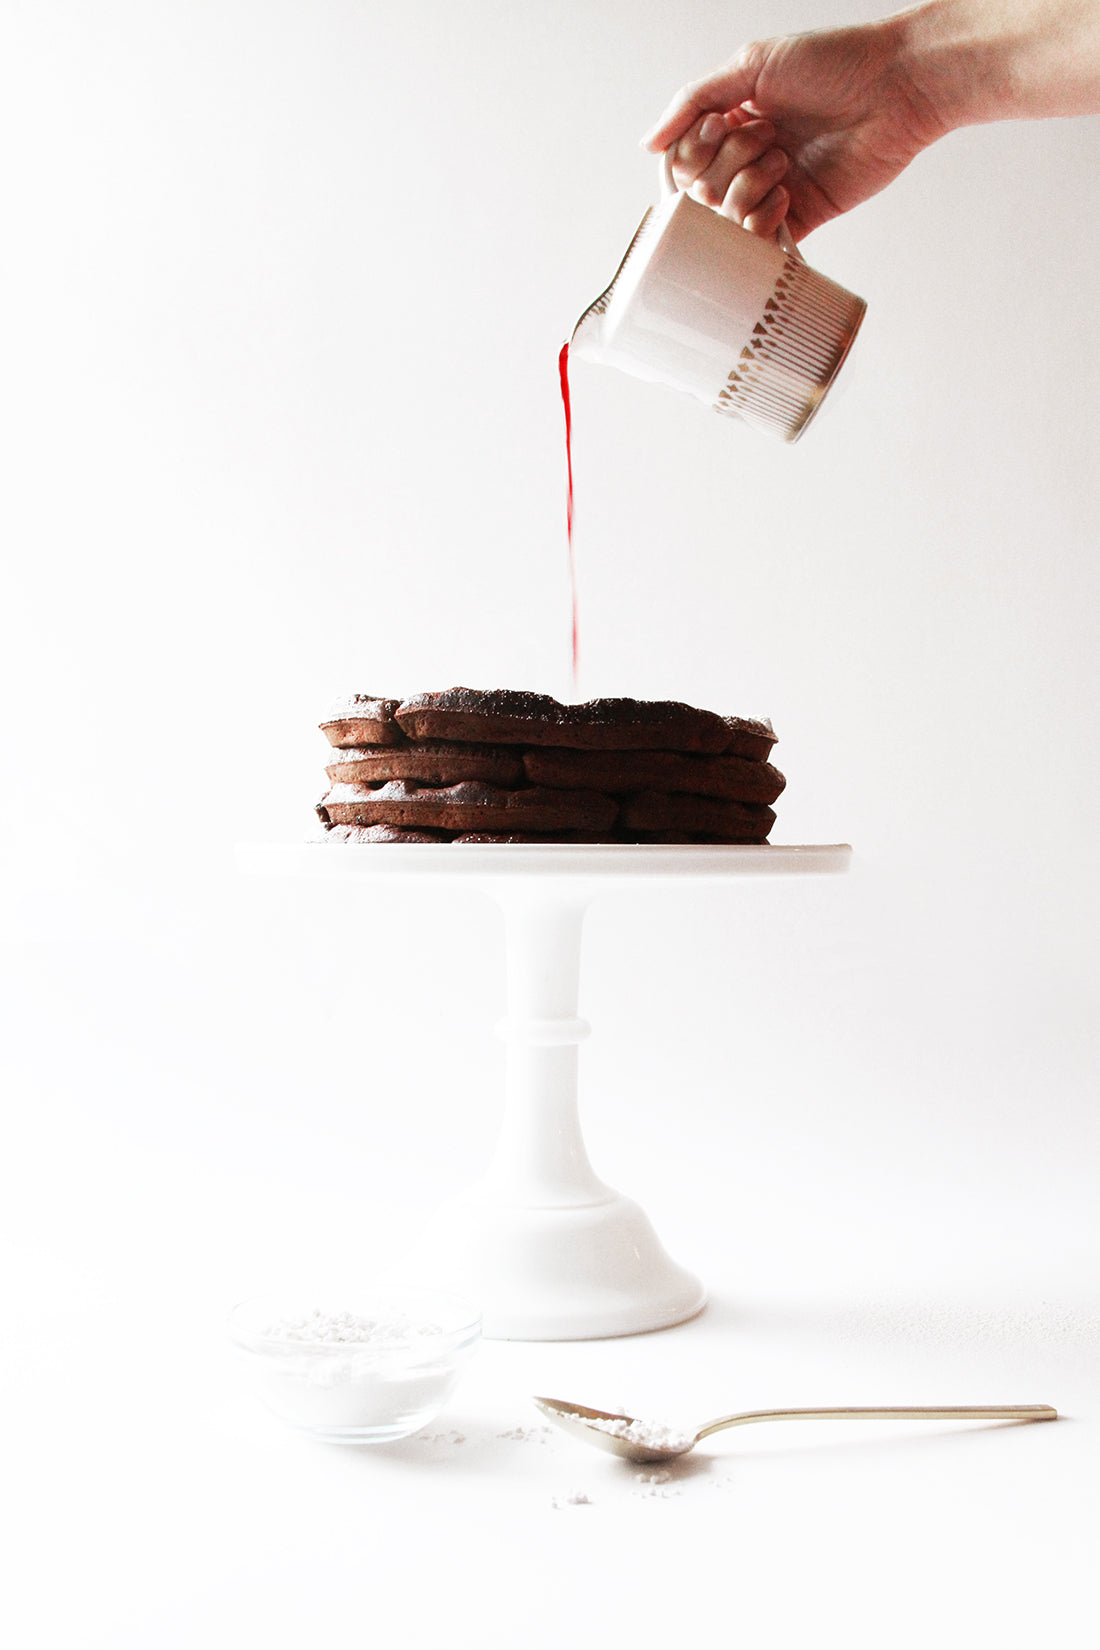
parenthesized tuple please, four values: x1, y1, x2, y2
(229, 1290, 481, 1443)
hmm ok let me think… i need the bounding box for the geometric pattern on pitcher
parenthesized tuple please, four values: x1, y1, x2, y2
(715, 254, 865, 441)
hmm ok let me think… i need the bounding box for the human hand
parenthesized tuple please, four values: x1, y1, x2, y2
(658, 109, 793, 240)
(642, 19, 946, 240)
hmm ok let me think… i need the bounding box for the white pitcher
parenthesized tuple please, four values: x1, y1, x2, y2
(571, 155, 866, 441)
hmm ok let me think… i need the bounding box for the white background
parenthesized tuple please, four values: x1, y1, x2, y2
(1, 2, 1097, 1646)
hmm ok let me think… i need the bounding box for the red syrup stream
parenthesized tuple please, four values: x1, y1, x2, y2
(558, 340, 579, 688)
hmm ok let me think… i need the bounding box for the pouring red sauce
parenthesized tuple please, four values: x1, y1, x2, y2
(558, 340, 579, 686)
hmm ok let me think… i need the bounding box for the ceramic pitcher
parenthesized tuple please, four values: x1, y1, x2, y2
(571, 155, 866, 441)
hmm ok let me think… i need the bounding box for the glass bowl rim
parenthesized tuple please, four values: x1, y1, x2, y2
(228, 1288, 482, 1353)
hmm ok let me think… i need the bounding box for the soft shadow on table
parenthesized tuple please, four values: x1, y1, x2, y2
(323, 1412, 1067, 1480)
(666, 1289, 1098, 1356)
(327, 1417, 721, 1482)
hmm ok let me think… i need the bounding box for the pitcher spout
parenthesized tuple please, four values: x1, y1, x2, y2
(570, 209, 660, 372)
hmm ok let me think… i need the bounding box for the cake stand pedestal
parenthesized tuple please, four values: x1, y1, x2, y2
(237, 843, 850, 1340)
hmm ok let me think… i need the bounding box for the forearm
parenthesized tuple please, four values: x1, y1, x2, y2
(894, 0, 1100, 129)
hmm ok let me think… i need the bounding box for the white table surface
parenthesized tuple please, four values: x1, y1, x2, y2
(8, 1240, 1095, 1650)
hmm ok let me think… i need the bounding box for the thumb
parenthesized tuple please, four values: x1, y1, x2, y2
(641, 61, 761, 151)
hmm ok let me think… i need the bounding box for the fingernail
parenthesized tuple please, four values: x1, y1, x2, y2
(699, 113, 727, 144)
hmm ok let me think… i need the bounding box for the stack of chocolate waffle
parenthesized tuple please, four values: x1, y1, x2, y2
(315, 688, 784, 843)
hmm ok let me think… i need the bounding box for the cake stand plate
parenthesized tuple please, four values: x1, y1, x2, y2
(238, 843, 850, 1340)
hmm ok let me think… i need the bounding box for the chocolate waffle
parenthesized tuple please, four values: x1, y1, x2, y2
(320, 695, 404, 749)
(314, 688, 783, 844)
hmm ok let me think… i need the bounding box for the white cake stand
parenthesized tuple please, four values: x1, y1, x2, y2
(237, 842, 850, 1340)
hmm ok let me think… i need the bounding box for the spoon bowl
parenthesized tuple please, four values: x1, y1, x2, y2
(533, 1396, 1058, 1465)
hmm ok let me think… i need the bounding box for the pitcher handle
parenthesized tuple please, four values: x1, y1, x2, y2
(660, 147, 800, 258)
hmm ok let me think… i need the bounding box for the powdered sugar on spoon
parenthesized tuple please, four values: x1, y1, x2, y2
(533, 1397, 1057, 1466)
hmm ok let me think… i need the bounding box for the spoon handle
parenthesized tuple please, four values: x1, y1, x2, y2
(695, 1404, 1058, 1440)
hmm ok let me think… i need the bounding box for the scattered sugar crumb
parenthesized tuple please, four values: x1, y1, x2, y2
(634, 1468, 680, 1499)
(551, 1490, 592, 1509)
(499, 1425, 555, 1444)
(416, 1430, 466, 1446)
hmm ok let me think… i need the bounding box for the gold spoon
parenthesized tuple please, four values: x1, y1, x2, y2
(533, 1396, 1058, 1465)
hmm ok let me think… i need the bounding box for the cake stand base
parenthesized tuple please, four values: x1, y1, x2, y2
(238, 842, 849, 1340)
(405, 1189, 706, 1342)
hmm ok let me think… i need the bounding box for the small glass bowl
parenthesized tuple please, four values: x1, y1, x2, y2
(228, 1289, 481, 1444)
